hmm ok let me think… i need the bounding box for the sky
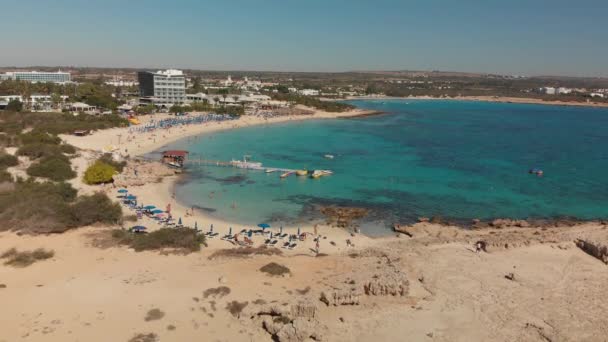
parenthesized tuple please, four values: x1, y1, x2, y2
(1, 0, 607, 77)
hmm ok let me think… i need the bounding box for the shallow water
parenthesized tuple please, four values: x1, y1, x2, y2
(155, 99, 608, 236)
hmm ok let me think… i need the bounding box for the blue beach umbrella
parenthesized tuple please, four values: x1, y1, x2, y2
(151, 209, 163, 214)
(248, 230, 253, 238)
(117, 189, 128, 193)
(125, 195, 137, 200)
(258, 223, 270, 230)
(144, 205, 156, 210)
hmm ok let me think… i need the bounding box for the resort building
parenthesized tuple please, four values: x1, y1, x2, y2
(68, 102, 98, 115)
(0, 71, 71, 84)
(138, 69, 186, 106)
(298, 89, 320, 96)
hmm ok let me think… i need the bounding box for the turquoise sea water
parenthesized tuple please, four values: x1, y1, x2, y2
(154, 100, 608, 235)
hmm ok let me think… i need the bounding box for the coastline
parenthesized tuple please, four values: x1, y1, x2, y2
(62, 106, 380, 249)
(346, 94, 608, 108)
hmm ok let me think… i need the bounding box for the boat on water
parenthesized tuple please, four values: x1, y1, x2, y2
(529, 168, 544, 176)
(265, 169, 277, 173)
(280, 171, 294, 178)
(324, 154, 334, 159)
(296, 170, 308, 176)
(310, 170, 333, 179)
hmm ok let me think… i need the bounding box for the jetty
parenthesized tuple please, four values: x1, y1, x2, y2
(184, 154, 332, 177)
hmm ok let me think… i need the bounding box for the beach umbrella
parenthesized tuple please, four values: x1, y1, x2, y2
(125, 195, 137, 200)
(151, 209, 163, 214)
(210, 224, 214, 232)
(144, 205, 156, 210)
(270, 232, 273, 239)
(178, 217, 182, 225)
(279, 226, 283, 234)
(117, 189, 128, 193)
(248, 230, 253, 238)
(258, 223, 270, 230)
(297, 227, 301, 236)
(228, 227, 232, 236)
(194, 221, 198, 229)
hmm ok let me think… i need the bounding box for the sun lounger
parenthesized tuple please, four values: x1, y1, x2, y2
(288, 243, 297, 250)
(221, 234, 233, 240)
(281, 241, 291, 248)
(269, 240, 278, 246)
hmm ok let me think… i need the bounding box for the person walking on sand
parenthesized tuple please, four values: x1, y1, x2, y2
(315, 239, 320, 255)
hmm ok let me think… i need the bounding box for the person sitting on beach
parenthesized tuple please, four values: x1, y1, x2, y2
(475, 240, 487, 253)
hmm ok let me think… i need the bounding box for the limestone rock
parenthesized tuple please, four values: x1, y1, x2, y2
(576, 238, 608, 264)
(320, 290, 360, 306)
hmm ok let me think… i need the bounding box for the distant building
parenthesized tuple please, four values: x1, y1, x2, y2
(590, 93, 605, 98)
(138, 69, 186, 106)
(541, 87, 556, 95)
(556, 87, 572, 94)
(0, 71, 71, 84)
(105, 80, 138, 87)
(298, 89, 320, 96)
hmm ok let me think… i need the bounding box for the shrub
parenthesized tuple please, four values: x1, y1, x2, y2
(112, 228, 206, 253)
(144, 308, 165, 322)
(225, 301, 248, 318)
(259, 262, 291, 276)
(60, 144, 77, 154)
(83, 161, 116, 184)
(69, 192, 122, 226)
(0, 154, 18, 168)
(19, 131, 61, 145)
(17, 143, 65, 159)
(27, 155, 76, 181)
(0, 170, 12, 182)
(5, 99, 23, 112)
(1, 248, 54, 267)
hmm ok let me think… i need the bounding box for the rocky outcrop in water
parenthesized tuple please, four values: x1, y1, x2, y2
(319, 206, 368, 228)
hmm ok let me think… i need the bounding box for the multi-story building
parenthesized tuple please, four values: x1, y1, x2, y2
(138, 69, 186, 106)
(0, 71, 71, 84)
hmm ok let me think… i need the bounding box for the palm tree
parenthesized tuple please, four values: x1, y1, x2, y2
(213, 96, 220, 108)
(221, 94, 227, 107)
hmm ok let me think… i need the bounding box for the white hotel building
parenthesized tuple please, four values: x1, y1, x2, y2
(138, 69, 186, 106)
(0, 71, 71, 84)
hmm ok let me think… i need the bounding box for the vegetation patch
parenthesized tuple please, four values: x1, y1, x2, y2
(208, 246, 282, 260)
(111, 228, 206, 253)
(144, 308, 165, 322)
(26, 155, 76, 181)
(128, 333, 158, 342)
(259, 262, 291, 276)
(203, 286, 231, 299)
(83, 160, 116, 184)
(0, 181, 121, 234)
(225, 301, 248, 318)
(1, 248, 54, 267)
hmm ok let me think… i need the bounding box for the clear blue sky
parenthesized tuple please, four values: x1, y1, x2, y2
(1, 0, 607, 76)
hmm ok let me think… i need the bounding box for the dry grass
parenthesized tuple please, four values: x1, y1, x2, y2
(144, 308, 165, 322)
(1, 248, 54, 267)
(260, 262, 291, 276)
(208, 246, 282, 260)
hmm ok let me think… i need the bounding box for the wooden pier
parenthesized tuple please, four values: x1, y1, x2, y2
(184, 155, 331, 175)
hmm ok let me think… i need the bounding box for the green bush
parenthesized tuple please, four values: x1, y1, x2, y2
(27, 155, 76, 181)
(112, 228, 206, 253)
(68, 192, 122, 226)
(17, 143, 65, 159)
(83, 160, 116, 184)
(19, 131, 61, 145)
(0, 170, 12, 182)
(0, 154, 18, 168)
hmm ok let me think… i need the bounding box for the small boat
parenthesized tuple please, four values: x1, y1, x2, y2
(310, 170, 333, 179)
(296, 170, 308, 176)
(528, 168, 544, 176)
(280, 171, 294, 178)
(265, 169, 277, 173)
(324, 154, 335, 159)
